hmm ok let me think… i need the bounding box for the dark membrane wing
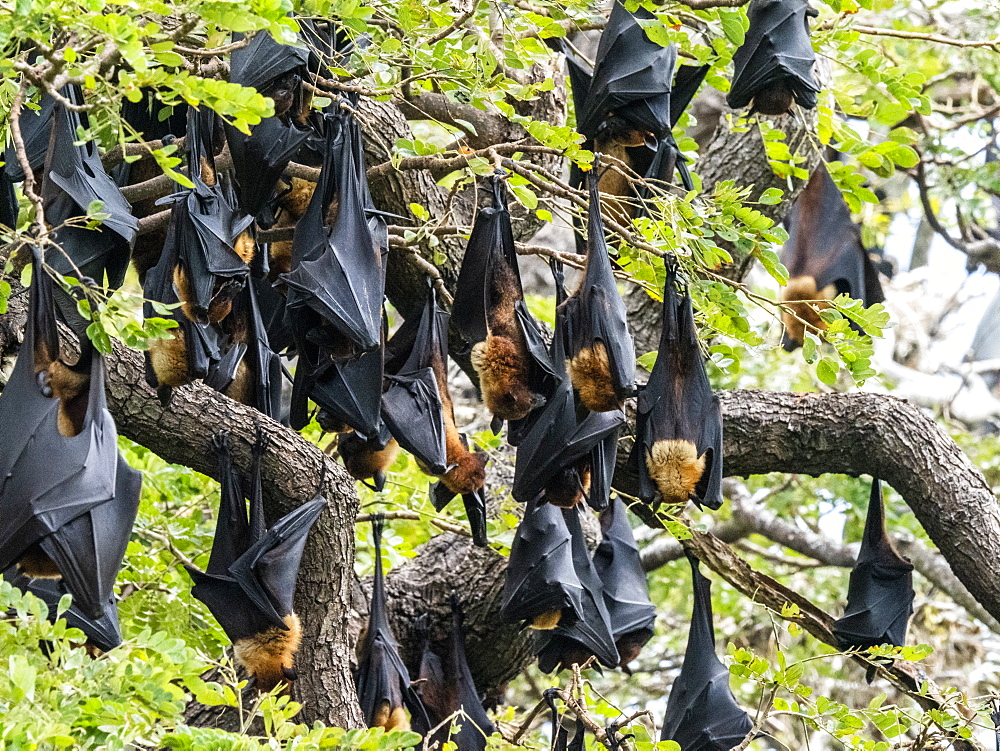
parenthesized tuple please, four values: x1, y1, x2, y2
(121, 88, 188, 142)
(670, 65, 710, 126)
(593, 496, 655, 663)
(501, 498, 582, 625)
(205, 432, 252, 576)
(4, 94, 55, 182)
(230, 31, 309, 92)
(628, 263, 723, 510)
(726, 0, 820, 111)
(660, 557, 753, 749)
(228, 497, 326, 626)
(254, 274, 296, 356)
(535, 506, 619, 672)
(0, 165, 17, 230)
(446, 600, 496, 750)
(430, 483, 489, 548)
(4, 566, 123, 653)
(382, 370, 448, 474)
(188, 568, 282, 643)
(308, 337, 386, 439)
(577, 1, 676, 138)
(224, 116, 310, 219)
(832, 479, 914, 651)
(204, 339, 248, 393)
(561, 41, 595, 127)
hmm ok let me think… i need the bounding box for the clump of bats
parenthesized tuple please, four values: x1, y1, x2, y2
(0, 0, 919, 742)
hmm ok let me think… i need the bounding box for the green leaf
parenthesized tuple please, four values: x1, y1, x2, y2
(816, 357, 839, 385)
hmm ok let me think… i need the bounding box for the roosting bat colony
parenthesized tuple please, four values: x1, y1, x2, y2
(0, 0, 914, 746)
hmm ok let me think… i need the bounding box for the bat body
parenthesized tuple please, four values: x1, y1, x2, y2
(660, 556, 753, 750)
(225, 116, 311, 223)
(726, 0, 821, 115)
(337, 431, 400, 492)
(593, 497, 656, 668)
(780, 165, 885, 350)
(0, 164, 17, 230)
(0, 248, 142, 621)
(230, 31, 311, 124)
(4, 565, 123, 655)
(41, 86, 137, 288)
(355, 515, 427, 730)
(559, 168, 636, 413)
(627, 261, 722, 509)
(413, 598, 495, 750)
(832, 479, 914, 679)
(187, 432, 325, 692)
(452, 175, 552, 429)
(513, 281, 624, 511)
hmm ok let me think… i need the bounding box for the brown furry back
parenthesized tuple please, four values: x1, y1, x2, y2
(148, 331, 192, 389)
(646, 439, 705, 505)
(340, 437, 401, 482)
(234, 613, 303, 694)
(569, 342, 622, 412)
(781, 275, 835, 347)
(431, 353, 488, 495)
(17, 544, 61, 578)
(471, 336, 538, 421)
(45, 359, 90, 436)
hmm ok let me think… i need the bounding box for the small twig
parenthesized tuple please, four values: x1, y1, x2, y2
(356, 510, 470, 537)
(174, 34, 254, 57)
(424, 8, 476, 46)
(9, 80, 46, 229)
(851, 24, 1000, 50)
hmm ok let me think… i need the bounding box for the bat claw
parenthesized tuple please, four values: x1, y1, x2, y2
(36, 370, 53, 398)
(156, 385, 173, 409)
(210, 431, 230, 455)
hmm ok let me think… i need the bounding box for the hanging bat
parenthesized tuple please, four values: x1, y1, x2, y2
(726, 0, 821, 115)
(660, 555, 754, 750)
(512, 287, 624, 511)
(230, 31, 311, 124)
(627, 259, 722, 510)
(40, 86, 138, 288)
(224, 116, 311, 224)
(558, 166, 637, 413)
(187, 431, 325, 692)
(0, 247, 142, 621)
(535, 504, 620, 673)
(452, 174, 552, 430)
(832, 479, 914, 682)
(281, 109, 384, 360)
(779, 164, 885, 350)
(592, 496, 656, 669)
(383, 286, 489, 546)
(4, 565, 122, 655)
(355, 514, 428, 731)
(412, 597, 496, 750)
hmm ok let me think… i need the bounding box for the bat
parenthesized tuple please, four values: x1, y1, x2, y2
(224, 116, 311, 224)
(779, 164, 885, 350)
(558, 166, 637, 413)
(644, 63, 710, 198)
(627, 259, 723, 510)
(230, 31, 311, 123)
(187, 431, 326, 692)
(355, 514, 427, 730)
(281, 109, 384, 362)
(40, 86, 138, 288)
(512, 280, 624, 511)
(592, 496, 656, 669)
(0, 247, 142, 621)
(412, 597, 496, 750)
(1, 164, 18, 230)
(385, 284, 489, 547)
(726, 0, 821, 115)
(4, 565, 122, 655)
(337, 431, 400, 492)
(452, 174, 553, 430)
(660, 555, 753, 750)
(535, 504, 620, 673)
(832, 479, 914, 681)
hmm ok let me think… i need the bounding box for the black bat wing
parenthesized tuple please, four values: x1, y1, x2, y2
(188, 568, 280, 643)
(447, 599, 496, 750)
(727, 0, 820, 110)
(578, 2, 676, 138)
(308, 332, 386, 440)
(501, 498, 583, 625)
(242, 279, 285, 420)
(661, 557, 753, 749)
(4, 566, 123, 653)
(0, 265, 124, 618)
(230, 31, 309, 92)
(563, 172, 637, 401)
(0, 165, 17, 230)
(4, 94, 56, 181)
(205, 432, 252, 575)
(356, 516, 423, 728)
(670, 65, 710, 127)
(832, 479, 914, 651)
(228, 497, 327, 626)
(593, 497, 655, 657)
(121, 88, 188, 142)
(561, 41, 594, 129)
(225, 117, 311, 219)
(536, 506, 620, 672)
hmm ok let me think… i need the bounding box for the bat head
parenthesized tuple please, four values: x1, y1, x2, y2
(750, 82, 795, 116)
(233, 612, 303, 693)
(441, 450, 488, 496)
(645, 439, 706, 506)
(338, 432, 400, 486)
(780, 275, 835, 350)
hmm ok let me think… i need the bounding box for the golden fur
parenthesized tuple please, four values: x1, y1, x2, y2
(200, 156, 216, 187)
(431, 353, 488, 495)
(594, 127, 649, 226)
(373, 703, 411, 732)
(780, 275, 835, 348)
(45, 359, 91, 437)
(646, 439, 706, 505)
(340, 437, 401, 482)
(569, 343, 622, 413)
(530, 610, 562, 631)
(543, 463, 591, 509)
(223, 361, 253, 406)
(234, 613, 303, 694)
(233, 232, 255, 265)
(17, 544, 61, 579)
(471, 336, 538, 421)
(148, 331, 191, 388)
